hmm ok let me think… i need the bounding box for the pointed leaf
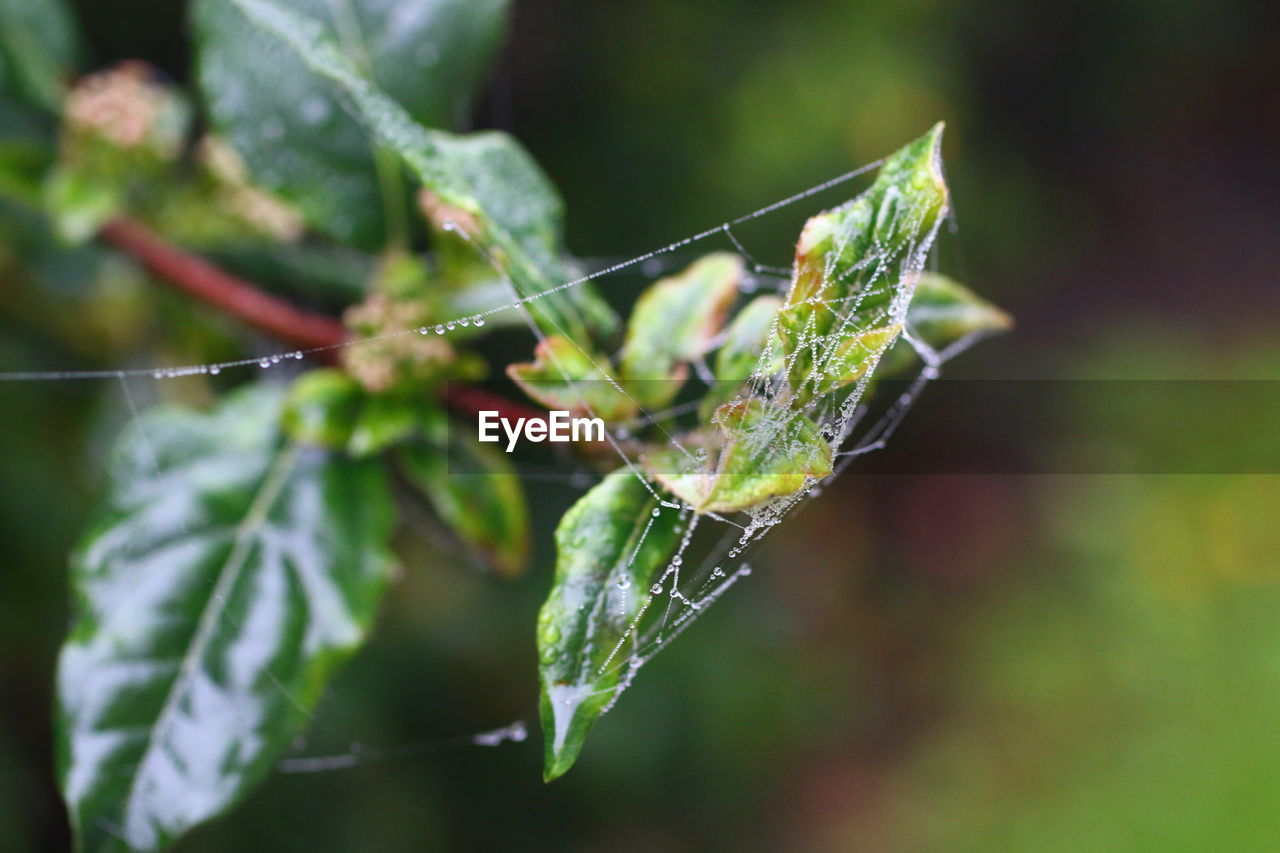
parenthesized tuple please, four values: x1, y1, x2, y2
(619, 252, 742, 409)
(646, 399, 832, 513)
(778, 123, 949, 401)
(220, 0, 615, 340)
(537, 469, 681, 780)
(57, 383, 396, 852)
(194, 0, 510, 246)
(880, 272, 1013, 374)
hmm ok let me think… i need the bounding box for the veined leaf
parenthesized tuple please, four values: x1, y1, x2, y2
(220, 0, 615, 341)
(57, 383, 396, 852)
(508, 335, 637, 423)
(646, 399, 832, 513)
(400, 419, 530, 578)
(194, 0, 509, 247)
(619, 252, 742, 409)
(537, 469, 681, 780)
(778, 123, 949, 396)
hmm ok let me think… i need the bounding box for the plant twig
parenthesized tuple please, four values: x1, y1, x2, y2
(98, 215, 545, 424)
(99, 216, 349, 350)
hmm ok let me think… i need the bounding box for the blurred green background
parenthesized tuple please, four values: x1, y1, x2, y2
(3, 0, 1279, 850)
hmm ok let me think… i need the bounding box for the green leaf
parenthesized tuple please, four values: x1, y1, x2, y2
(645, 399, 832, 514)
(347, 389, 419, 457)
(880, 271, 1013, 374)
(619, 252, 742, 410)
(778, 123, 949, 403)
(699, 293, 783, 418)
(57, 382, 396, 852)
(400, 419, 530, 577)
(0, 0, 79, 112)
(281, 368, 363, 448)
(508, 334, 637, 422)
(537, 469, 681, 780)
(219, 0, 615, 341)
(194, 0, 509, 247)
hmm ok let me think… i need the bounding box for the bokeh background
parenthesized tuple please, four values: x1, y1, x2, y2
(3, 0, 1280, 850)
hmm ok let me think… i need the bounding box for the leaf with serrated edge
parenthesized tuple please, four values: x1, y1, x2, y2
(537, 469, 681, 780)
(57, 382, 395, 852)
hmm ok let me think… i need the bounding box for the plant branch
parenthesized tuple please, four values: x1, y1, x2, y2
(99, 217, 349, 350)
(98, 215, 545, 424)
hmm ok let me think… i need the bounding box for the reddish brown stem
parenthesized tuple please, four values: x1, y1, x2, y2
(99, 216, 349, 350)
(98, 215, 544, 425)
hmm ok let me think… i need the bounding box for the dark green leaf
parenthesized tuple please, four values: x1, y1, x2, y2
(400, 420, 530, 577)
(537, 469, 681, 780)
(57, 382, 396, 852)
(619, 252, 742, 410)
(0, 0, 79, 111)
(220, 0, 615, 340)
(194, 0, 509, 247)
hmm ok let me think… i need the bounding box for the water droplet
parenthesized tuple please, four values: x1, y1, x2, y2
(209, 366, 221, 375)
(649, 583, 663, 595)
(152, 370, 163, 379)
(616, 576, 632, 590)
(418, 326, 430, 335)
(712, 567, 724, 577)
(458, 317, 470, 327)
(473, 317, 486, 327)
(671, 555, 683, 567)
(293, 351, 304, 360)
(651, 508, 661, 517)
(434, 325, 445, 335)
(445, 322, 456, 331)
(259, 359, 270, 368)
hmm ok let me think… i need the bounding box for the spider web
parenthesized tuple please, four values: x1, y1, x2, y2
(0, 157, 987, 772)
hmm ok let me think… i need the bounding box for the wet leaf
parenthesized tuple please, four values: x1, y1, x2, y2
(646, 399, 832, 513)
(537, 469, 681, 780)
(194, 0, 509, 247)
(508, 335, 637, 422)
(778, 123, 949, 400)
(879, 272, 1013, 374)
(220, 0, 615, 340)
(400, 419, 530, 577)
(619, 252, 742, 409)
(57, 382, 396, 852)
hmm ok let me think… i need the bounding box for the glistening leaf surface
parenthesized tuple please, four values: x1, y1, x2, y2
(57, 383, 396, 852)
(538, 469, 680, 780)
(194, 0, 509, 247)
(221, 0, 615, 340)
